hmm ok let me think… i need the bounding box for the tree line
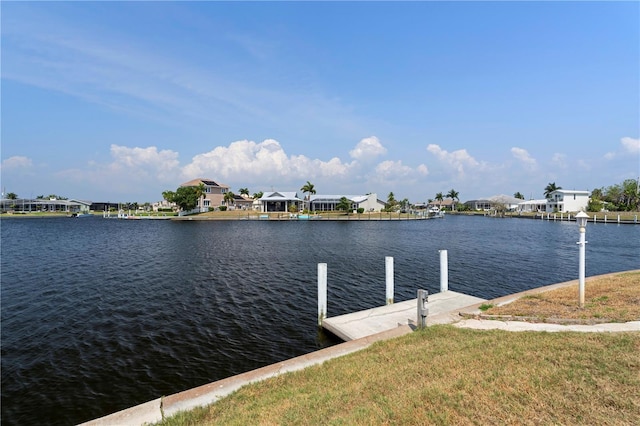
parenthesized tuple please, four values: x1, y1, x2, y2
(588, 179, 639, 212)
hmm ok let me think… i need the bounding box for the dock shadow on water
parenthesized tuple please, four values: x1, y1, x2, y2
(1, 215, 638, 425)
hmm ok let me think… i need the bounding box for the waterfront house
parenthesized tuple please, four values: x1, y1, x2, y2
(466, 195, 525, 212)
(259, 191, 303, 212)
(464, 199, 492, 211)
(228, 194, 254, 210)
(0, 197, 92, 214)
(309, 193, 385, 212)
(180, 178, 230, 212)
(516, 199, 548, 213)
(545, 189, 589, 213)
(429, 198, 455, 211)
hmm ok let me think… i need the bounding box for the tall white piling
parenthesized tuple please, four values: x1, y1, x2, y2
(318, 263, 327, 326)
(385, 256, 394, 305)
(439, 249, 448, 292)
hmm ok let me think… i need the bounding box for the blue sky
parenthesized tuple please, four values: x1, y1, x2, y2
(2, 1, 638, 203)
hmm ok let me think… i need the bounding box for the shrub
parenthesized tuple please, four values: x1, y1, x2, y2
(218, 206, 227, 211)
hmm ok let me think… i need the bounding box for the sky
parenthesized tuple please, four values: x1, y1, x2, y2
(1, 1, 639, 204)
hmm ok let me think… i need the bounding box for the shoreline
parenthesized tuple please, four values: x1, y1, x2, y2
(3, 210, 639, 224)
(79, 270, 640, 426)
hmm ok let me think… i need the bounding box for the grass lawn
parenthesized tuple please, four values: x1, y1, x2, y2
(155, 272, 640, 426)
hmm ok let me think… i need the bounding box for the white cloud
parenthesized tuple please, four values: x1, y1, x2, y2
(1, 156, 33, 170)
(511, 147, 537, 170)
(111, 144, 179, 174)
(426, 144, 482, 177)
(181, 139, 354, 183)
(369, 160, 429, 188)
(349, 136, 387, 161)
(417, 164, 429, 175)
(621, 137, 640, 154)
(375, 160, 413, 178)
(604, 137, 639, 160)
(54, 145, 181, 199)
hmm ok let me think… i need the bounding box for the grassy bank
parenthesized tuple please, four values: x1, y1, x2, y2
(482, 271, 640, 323)
(155, 272, 640, 426)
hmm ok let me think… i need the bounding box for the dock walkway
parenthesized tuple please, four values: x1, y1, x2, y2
(322, 290, 486, 341)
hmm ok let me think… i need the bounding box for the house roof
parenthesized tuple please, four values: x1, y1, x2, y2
(310, 194, 360, 202)
(550, 189, 589, 195)
(180, 178, 229, 188)
(430, 199, 454, 206)
(487, 194, 522, 205)
(233, 194, 253, 202)
(519, 199, 548, 205)
(309, 194, 382, 204)
(260, 192, 302, 201)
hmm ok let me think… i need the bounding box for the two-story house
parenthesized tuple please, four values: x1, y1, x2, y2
(180, 178, 230, 212)
(546, 189, 589, 213)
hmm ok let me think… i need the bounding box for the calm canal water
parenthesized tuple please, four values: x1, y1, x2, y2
(1, 215, 639, 425)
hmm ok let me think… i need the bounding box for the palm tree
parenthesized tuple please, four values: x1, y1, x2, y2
(300, 181, 316, 212)
(435, 192, 444, 208)
(224, 191, 235, 207)
(447, 189, 459, 211)
(544, 182, 561, 199)
(385, 192, 398, 212)
(336, 196, 352, 214)
(239, 188, 249, 196)
(252, 191, 264, 200)
(622, 178, 640, 210)
(514, 192, 525, 200)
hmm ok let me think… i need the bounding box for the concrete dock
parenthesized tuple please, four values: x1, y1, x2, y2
(322, 290, 487, 341)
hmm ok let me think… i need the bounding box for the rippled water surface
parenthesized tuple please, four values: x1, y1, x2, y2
(1, 215, 639, 425)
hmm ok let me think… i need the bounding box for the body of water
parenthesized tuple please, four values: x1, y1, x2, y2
(1, 215, 639, 425)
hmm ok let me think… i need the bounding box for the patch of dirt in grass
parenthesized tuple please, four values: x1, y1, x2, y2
(481, 271, 640, 323)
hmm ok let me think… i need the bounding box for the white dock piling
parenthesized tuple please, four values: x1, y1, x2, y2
(439, 249, 448, 292)
(318, 263, 327, 326)
(385, 256, 394, 305)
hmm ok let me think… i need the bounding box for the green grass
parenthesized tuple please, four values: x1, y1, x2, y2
(478, 303, 494, 311)
(155, 326, 640, 425)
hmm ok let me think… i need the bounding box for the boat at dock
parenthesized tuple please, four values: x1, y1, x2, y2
(69, 212, 93, 218)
